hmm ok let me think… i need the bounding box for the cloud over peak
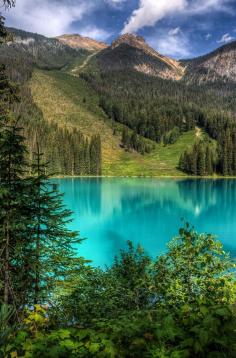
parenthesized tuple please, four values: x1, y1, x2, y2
(148, 27, 190, 59)
(121, 0, 233, 34)
(5, 0, 97, 37)
(217, 33, 234, 43)
(3, 0, 236, 58)
(5, 0, 121, 38)
(122, 0, 186, 34)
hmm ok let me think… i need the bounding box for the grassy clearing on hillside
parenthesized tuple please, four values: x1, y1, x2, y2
(30, 69, 200, 176)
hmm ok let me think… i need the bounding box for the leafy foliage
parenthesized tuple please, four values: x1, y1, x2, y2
(154, 224, 235, 308)
(3, 226, 236, 358)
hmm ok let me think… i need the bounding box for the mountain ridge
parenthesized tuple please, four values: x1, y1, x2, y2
(56, 34, 108, 51)
(4, 27, 236, 83)
(111, 33, 185, 79)
(1, 26, 236, 177)
(182, 40, 236, 83)
(93, 33, 185, 81)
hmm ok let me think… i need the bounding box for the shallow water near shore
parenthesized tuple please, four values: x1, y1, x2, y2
(52, 178, 236, 267)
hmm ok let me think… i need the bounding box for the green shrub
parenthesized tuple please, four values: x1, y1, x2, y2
(4, 226, 236, 357)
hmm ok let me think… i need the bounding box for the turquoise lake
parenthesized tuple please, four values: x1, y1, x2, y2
(54, 178, 236, 267)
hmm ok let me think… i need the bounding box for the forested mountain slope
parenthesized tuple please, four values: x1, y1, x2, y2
(1, 27, 236, 176)
(80, 34, 236, 176)
(1, 28, 84, 81)
(30, 69, 199, 176)
(183, 40, 236, 84)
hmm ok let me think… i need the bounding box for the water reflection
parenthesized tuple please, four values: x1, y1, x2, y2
(53, 178, 236, 267)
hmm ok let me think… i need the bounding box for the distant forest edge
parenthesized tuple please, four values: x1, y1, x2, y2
(1, 27, 236, 176)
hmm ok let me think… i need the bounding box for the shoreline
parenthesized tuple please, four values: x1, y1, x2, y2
(51, 175, 236, 180)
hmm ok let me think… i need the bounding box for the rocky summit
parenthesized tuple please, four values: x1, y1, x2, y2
(57, 34, 108, 52)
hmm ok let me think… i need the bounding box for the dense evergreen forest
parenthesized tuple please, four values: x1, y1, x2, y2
(82, 56, 236, 175)
(0, 26, 102, 176)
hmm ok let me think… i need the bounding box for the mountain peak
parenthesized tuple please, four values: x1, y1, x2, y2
(56, 34, 108, 51)
(111, 33, 147, 50)
(110, 33, 184, 80)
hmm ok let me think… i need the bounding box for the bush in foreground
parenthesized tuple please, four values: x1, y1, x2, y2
(2, 225, 236, 358)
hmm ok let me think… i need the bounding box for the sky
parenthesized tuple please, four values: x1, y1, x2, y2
(3, 0, 236, 59)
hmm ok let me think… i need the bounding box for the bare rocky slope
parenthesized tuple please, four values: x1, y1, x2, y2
(96, 33, 236, 84)
(56, 34, 108, 51)
(111, 34, 185, 80)
(96, 33, 185, 81)
(183, 41, 236, 83)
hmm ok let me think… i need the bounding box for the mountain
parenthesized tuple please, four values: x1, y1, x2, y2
(94, 33, 236, 85)
(4, 28, 236, 84)
(0, 28, 82, 81)
(1, 27, 236, 176)
(96, 33, 185, 80)
(56, 34, 108, 51)
(183, 40, 236, 83)
(78, 32, 236, 176)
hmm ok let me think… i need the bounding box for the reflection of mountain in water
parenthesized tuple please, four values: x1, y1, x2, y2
(53, 178, 236, 267)
(55, 178, 236, 221)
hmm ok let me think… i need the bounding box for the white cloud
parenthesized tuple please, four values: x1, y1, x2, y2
(205, 33, 212, 40)
(122, 0, 233, 34)
(189, 0, 233, 14)
(79, 26, 111, 41)
(122, 0, 187, 34)
(148, 29, 191, 58)
(105, 0, 126, 4)
(217, 33, 234, 43)
(5, 0, 98, 37)
(104, 0, 127, 10)
(168, 27, 181, 36)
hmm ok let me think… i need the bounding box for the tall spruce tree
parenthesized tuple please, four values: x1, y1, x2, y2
(197, 145, 206, 176)
(27, 144, 83, 304)
(0, 0, 85, 311)
(0, 119, 29, 307)
(205, 145, 213, 175)
(0, 24, 29, 307)
(0, 1, 15, 42)
(0, 0, 28, 308)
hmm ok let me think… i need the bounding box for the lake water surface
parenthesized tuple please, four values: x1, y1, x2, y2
(54, 178, 236, 267)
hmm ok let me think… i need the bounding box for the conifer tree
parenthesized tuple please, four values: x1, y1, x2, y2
(122, 128, 130, 150)
(130, 131, 138, 150)
(0, 1, 15, 42)
(179, 152, 189, 173)
(190, 144, 198, 175)
(0, 119, 29, 305)
(0, 1, 30, 307)
(197, 145, 206, 176)
(0, 24, 27, 306)
(205, 145, 213, 175)
(27, 144, 83, 304)
(222, 138, 229, 176)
